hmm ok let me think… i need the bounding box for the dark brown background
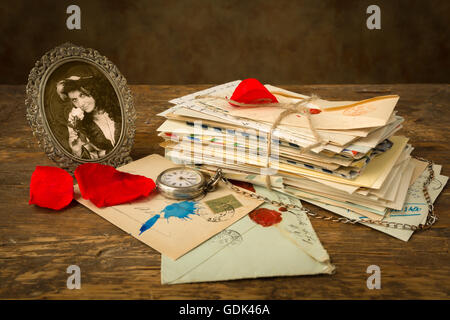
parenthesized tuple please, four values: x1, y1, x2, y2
(0, 0, 448, 85)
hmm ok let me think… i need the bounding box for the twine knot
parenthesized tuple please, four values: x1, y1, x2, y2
(194, 93, 325, 190)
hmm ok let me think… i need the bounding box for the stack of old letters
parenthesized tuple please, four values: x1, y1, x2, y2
(75, 79, 448, 284)
(157, 80, 448, 241)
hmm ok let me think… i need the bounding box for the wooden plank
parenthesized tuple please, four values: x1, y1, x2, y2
(0, 84, 448, 299)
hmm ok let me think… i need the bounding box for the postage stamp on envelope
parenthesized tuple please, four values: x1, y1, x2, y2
(199, 194, 243, 222)
(211, 229, 243, 246)
(205, 194, 243, 214)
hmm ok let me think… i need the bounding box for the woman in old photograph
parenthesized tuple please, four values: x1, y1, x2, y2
(56, 75, 121, 159)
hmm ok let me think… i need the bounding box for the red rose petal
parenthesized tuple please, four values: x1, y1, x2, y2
(230, 78, 278, 107)
(29, 166, 74, 210)
(74, 163, 156, 208)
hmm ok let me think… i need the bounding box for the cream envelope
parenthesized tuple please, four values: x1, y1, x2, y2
(303, 165, 448, 241)
(187, 81, 399, 130)
(284, 177, 388, 211)
(158, 118, 339, 154)
(168, 107, 359, 147)
(161, 185, 335, 284)
(351, 116, 403, 148)
(166, 81, 394, 137)
(161, 132, 342, 171)
(298, 176, 360, 194)
(166, 135, 409, 189)
(289, 158, 415, 212)
(164, 139, 340, 172)
(280, 187, 386, 220)
(227, 95, 399, 130)
(198, 167, 285, 189)
(365, 145, 413, 199)
(74, 154, 264, 260)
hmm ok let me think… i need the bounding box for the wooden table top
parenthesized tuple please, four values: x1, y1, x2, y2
(0, 84, 448, 300)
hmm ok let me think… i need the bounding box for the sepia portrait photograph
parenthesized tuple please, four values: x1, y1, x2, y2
(26, 43, 135, 170)
(44, 61, 122, 160)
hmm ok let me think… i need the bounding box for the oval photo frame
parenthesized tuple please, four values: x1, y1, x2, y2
(26, 43, 136, 172)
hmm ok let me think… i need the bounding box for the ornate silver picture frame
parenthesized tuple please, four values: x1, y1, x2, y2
(26, 43, 136, 171)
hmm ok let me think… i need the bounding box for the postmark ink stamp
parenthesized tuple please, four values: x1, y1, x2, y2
(211, 229, 243, 246)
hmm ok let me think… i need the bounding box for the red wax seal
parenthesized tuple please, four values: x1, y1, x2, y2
(229, 179, 256, 193)
(249, 208, 283, 227)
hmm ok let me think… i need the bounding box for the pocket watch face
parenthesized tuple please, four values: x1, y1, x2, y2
(160, 168, 203, 188)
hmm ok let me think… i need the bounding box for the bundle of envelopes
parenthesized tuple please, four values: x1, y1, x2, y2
(158, 80, 448, 242)
(75, 154, 335, 284)
(73, 80, 447, 285)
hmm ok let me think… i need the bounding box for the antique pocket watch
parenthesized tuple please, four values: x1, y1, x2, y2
(156, 167, 223, 200)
